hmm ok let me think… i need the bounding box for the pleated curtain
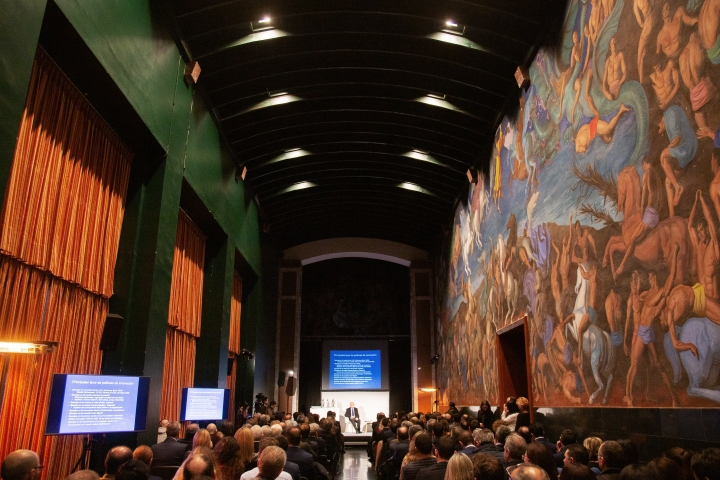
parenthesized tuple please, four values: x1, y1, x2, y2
(0, 47, 131, 480)
(227, 272, 242, 424)
(159, 210, 205, 422)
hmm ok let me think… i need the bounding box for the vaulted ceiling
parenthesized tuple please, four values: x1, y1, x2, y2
(161, 0, 566, 251)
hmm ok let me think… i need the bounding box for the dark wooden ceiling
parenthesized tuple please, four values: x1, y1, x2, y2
(161, 0, 566, 251)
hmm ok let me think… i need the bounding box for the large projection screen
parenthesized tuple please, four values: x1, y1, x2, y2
(322, 340, 389, 391)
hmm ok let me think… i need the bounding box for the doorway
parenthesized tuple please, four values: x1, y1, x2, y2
(496, 317, 533, 418)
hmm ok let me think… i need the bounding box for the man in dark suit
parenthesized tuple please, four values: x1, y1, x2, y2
(530, 423, 557, 454)
(389, 427, 410, 464)
(401, 434, 438, 480)
(275, 435, 301, 480)
(285, 427, 317, 480)
(457, 430, 477, 457)
(178, 423, 198, 448)
(596, 441, 625, 480)
(151, 422, 190, 467)
(553, 429, 577, 468)
(415, 436, 453, 480)
(344, 402, 362, 433)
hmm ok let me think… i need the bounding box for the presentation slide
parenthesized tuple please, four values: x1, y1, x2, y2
(322, 340, 389, 390)
(181, 388, 229, 421)
(329, 350, 381, 389)
(46, 374, 150, 435)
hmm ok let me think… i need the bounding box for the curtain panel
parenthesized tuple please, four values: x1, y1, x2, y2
(229, 271, 242, 355)
(159, 327, 197, 422)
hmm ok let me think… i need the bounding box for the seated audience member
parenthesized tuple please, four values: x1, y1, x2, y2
(558, 463, 597, 480)
(517, 426, 532, 445)
(415, 436, 454, 480)
(131, 446, 161, 480)
(563, 444, 590, 470)
(251, 425, 263, 452)
(320, 418, 339, 460)
(530, 424, 557, 454)
(240, 438, 293, 480)
(474, 428, 500, 457)
(308, 423, 326, 456)
(389, 426, 411, 464)
(505, 433, 527, 474)
(103, 446, 133, 480)
(1, 450, 43, 480)
(596, 441, 625, 480)
(234, 426, 257, 470)
(445, 452, 474, 480)
(152, 422, 190, 467)
(500, 398, 521, 431)
(511, 464, 552, 480)
(515, 397, 531, 430)
(471, 453, 505, 480)
(184, 429, 213, 460)
(183, 451, 216, 479)
(691, 448, 720, 480)
(617, 464, 651, 480)
(495, 426, 513, 457)
(525, 443, 559, 480)
(275, 435, 301, 480)
(214, 437, 245, 480)
(116, 460, 150, 480)
(220, 421, 235, 438)
(284, 427, 317, 480)
(66, 471, 101, 480)
(206, 424, 221, 446)
(297, 423, 318, 461)
(180, 424, 200, 448)
(400, 433, 436, 480)
(646, 456, 683, 480)
(616, 441, 638, 467)
(554, 430, 578, 468)
(158, 420, 169, 444)
(257, 447, 288, 480)
(458, 430, 478, 457)
(583, 438, 602, 474)
(663, 447, 693, 480)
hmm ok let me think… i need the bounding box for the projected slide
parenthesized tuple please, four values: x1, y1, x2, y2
(181, 388, 229, 421)
(59, 375, 141, 434)
(329, 350, 381, 389)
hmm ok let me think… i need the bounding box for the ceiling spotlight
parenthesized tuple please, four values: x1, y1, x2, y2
(268, 90, 289, 98)
(288, 370, 294, 376)
(442, 20, 465, 36)
(0, 341, 59, 354)
(251, 17, 275, 32)
(427, 92, 446, 100)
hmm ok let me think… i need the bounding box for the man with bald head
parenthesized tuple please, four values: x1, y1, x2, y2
(1, 450, 42, 480)
(101, 446, 132, 480)
(511, 464, 551, 480)
(183, 452, 215, 479)
(66, 470, 100, 480)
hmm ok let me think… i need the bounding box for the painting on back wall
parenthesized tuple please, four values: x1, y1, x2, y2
(436, 0, 720, 408)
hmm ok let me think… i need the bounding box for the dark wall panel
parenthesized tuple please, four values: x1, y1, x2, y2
(389, 338, 412, 414)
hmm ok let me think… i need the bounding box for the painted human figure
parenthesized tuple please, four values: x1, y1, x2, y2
(698, 0, 720, 64)
(650, 60, 680, 109)
(572, 220, 598, 265)
(556, 31, 583, 115)
(574, 68, 630, 154)
(688, 190, 720, 301)
(681, 32, 716, 133)
(659, 105, 698, 215)
(614, 156, 664, 280)
(656, 3, 697, 59)
(603, 36, 627, 100)
(573, 263, 599, 369)
(634, 0, 655, 82)
(623, 256, 679, 406)
(606, 289, 624, 353)
(560, 213, 574, 290)
(708, 152, 720, 223)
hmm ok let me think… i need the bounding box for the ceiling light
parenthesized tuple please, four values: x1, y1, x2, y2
(416, 95, 470, 115)
(427, 32, 485, 52)
(261, 148, 311, 167)
(442, 20, 465, 36)
(237, 93, 301, 115)
(279, 181, 316, 195)
(419, 387, 437, 392)
(427, 93, 446, 100)
(251, 17, 275, 32)
(403, 150, 444, 166)
(268, 90, 289, 98)
(0, 341, 59, 354)
(397, 182, 439, 197)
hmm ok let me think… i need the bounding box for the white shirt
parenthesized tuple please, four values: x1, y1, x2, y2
(240, 467, 292, 480)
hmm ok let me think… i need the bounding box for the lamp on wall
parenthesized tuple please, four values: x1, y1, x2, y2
(286, 370, 296, 413)
(0, 341, 59, 415)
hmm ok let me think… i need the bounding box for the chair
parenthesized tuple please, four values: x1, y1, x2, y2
(151, 465, 179, 480)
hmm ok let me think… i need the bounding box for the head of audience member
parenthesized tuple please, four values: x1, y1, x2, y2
(435, 436, 455, 462)
(185, 423, 200, 440)
(193, 429, 212, 450)
(65, 470, 100, 480)
(261, 425, 272, 438)
(474, 428, 494, 446)
(688, 448, 720, 480)
(408, 424, 423, 440)
(505, 397, 521, 415)
(257, 446, 286, 480)
(529, 423, 545, 440)
(511, 464, 551, 480)
(299, 423, 310, 441)
(517, 426, 532, 444)
(414, 433, 434, 457)
(258, 437, 279, 453)
(618, 464, 653, 480)
(559, 430, 577, 449)
(213, 437, 243, 480)
(524, 442, 559, 480)
(496, 425, 513, 446)
(564, 444, 590, 467)
(431, 419, 446, 439)
(458, 430, 474, 450)
(648, 456, 684, 480)
(105, 446, 133, 476)
(472, 453, 504, 480)
(116, 460, 149, 480)
(583, 438, 602, 463)
(397, 426, 409, 441)
(505, 434, 527, 463)
(598, 441, 625, 471)
(557, 463, 596, 480)
(286, 427, 301, 447)
(322, 418, 334, 433)
(206, 424, 217, 435)
(159, 419, 169, 428)
(276, 435, 289, 451)
(251, 425, 263, 440)
(1, 450, 42, 480)
(132, 446, 153, 467)
(220, 421, 235, 437)
(664, 447, 693, 480)
(166, 422, 181, 439)
(445, 452, 473, 480)
(183, 451, 216, 479)
(618, 440, 639, 467)
(270, 424, 283, 437)
(480, 400, 492, 414)
(516, 397, 530, 413)
(309, 423, 321, 438)
(234, 426, 255, 467)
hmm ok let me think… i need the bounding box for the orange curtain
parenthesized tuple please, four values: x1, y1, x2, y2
(0, 256, 107, 480)
(160, 210, 205, 421)
(0, 47, 132, 298)
(227, 354, 237, 425)
(229, 272, 242, 355)
(167, 210, 205, 337)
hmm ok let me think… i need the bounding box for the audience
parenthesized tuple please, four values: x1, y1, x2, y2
(1, 450, 42, 480)
(401, 433, 436, 480)
(555, 430, 578, 468)
(512, 464, 551, 480)
(558, 463, 597, 480)
(213, 436, 245, 480)
(115, 460, 149, 480)
(67, 471, 101, 480)
(183, 451, 216, 479)
(102, 447, 133, 480)
(472, 453, 505, 480)
(445, 452, 473, 480)
(505, 433, 528, 474)
(525, 442, 558, 480)
(151, 422, 189, 467)
(596, 441, 624, 479)
(415, 436, 453, 480)
(240, 438, 293, 480)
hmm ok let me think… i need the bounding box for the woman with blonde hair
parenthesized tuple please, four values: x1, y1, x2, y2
(444, 452, 473, 480)
(515, 397, 530, 430)
(584, 437, 602, 472)
(234, 427, 256, 471)
(183, 429, 213, 460)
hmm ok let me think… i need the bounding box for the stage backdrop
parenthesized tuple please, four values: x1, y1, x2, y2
(436, 0, 720, 408)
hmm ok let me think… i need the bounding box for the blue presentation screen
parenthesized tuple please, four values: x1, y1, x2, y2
(329, 350, 381, 389)
(46, 374, 150, 435)
(180, 388, 230, 421)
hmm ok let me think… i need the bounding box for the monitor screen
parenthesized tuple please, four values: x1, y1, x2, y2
(180, 388, 230, 421)
(46, 374, 150, 435)
(322, 340, 389, 390)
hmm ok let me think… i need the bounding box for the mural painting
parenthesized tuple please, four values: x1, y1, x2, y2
(436, 0, 720, 407)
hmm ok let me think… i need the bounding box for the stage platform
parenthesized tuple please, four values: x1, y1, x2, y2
(343, 431, 372, 446)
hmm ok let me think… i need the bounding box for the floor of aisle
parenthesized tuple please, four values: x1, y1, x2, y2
(336, 447, 377, 480)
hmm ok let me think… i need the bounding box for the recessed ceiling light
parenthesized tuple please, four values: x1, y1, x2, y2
(427, 93, 446, 100)
(403, 150, 444, 166)
(261, 148, 311, 167)
(251, 17, 275, 32)
(235, 93, 301, 115)
(285, 147, 301, 153)
(397, 182, 438, 197)
(446, 20, 458, 27)
(442, 20, 465, 36)
(268, 90, 289, 98)
(416, 95, 470, 115)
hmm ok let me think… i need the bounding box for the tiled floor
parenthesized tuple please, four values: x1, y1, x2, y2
(337, 447, 377, 480)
